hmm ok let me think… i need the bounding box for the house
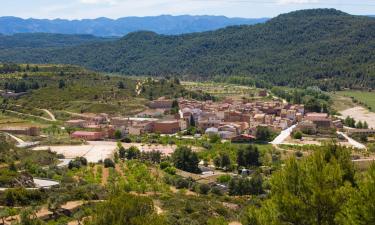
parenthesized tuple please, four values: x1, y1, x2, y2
(71, 131, 104, 141)
(304, 113, 332, 128)
(148, 98, 173, 109)
(0, 126, 40, 136)
(224, 111, 250, 123)
(254, 114, 266, 123)
(111, 117, 130, 127)
(65, 119, 89, 128)
(219, 131, 236, 139)
(231, 134, 256, 143)
(205, 127, 219, 136)
(152, 120, 180, 134)
(347, 129, 375, 137)
(198, 117, 221, 130)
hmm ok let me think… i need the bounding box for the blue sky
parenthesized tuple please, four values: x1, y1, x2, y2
(1, 0, 374, 19)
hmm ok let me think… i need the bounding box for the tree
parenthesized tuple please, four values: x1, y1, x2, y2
(104, 158, 115, 168)
(243, 144, 356, 225)
(228, 173, 263, 196)
(118, 81, 125, 89)
(126, 146, 141, 160)
(89, 193, 166, 225)
(172, 146, 200, 173)
(356, 121, 363, 129)
(58, 79, 66, 89)
(118, 145, 126, 159)
(337, 164, 375, 225)
(363, 121, 369, 129)
(237, 145, 260, 168)
(114, 130, 122, 139)
(189, 114, 196, 127)
(255, 126, 272, 142)
(293, 131, 303, 140)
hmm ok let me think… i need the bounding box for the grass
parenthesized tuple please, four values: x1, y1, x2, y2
(182, 81, 263, 100)
(337, 90, 375, 112)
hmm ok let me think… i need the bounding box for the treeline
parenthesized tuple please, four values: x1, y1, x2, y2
(0, 9, 374, 90)
(271, 86, 331, 113)
(4, 80, 40, 93)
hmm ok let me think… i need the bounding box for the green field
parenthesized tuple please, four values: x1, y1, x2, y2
(338, 91, 375, 112)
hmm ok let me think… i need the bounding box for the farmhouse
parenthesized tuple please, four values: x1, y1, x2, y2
(0, 126, 40, 136)
(71, 131, 104, 141)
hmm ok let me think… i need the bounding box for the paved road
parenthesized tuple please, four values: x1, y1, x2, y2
(337, 131, 367, 150)
(270, 124, 297, 145)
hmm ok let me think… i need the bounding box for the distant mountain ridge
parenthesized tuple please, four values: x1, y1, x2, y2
(0, 9, 374, 90)
(0, 15, 268, 36)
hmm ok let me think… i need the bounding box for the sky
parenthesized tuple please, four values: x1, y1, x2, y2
(0, 0, 374, 19)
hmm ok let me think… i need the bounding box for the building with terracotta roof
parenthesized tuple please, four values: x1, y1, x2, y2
(71, 131, 104, 141)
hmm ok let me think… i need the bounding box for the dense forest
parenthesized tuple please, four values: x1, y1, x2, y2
(0, 33, 114, 49)
(0, 9, 374, 90)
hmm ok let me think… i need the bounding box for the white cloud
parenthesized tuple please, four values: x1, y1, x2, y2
(277, 0, 319, 4)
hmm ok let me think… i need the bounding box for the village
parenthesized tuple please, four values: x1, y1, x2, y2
(3, 88, 373, 157)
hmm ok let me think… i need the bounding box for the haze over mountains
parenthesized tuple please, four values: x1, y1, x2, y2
(0, 9, 374, 90)
(0, 15, 268, 36)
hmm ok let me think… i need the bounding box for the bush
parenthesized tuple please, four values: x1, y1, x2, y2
(210, 186, 223, 196)
(295, 151, 303, 158)
(198, 184, 211, 195)
(175, 178, 190, 189)
(104, 158, 115, 168)
(159, 161, 171, 170)
(68, 157, 88, 170)
(293, 131, 303, 140)
(164, 166, 176, 175)
(122, 137, 132, 143)
(217, 174, 231, 184)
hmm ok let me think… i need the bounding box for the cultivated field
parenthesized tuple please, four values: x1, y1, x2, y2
(338, 90, 375, 112)
(182, 81, 262, 100)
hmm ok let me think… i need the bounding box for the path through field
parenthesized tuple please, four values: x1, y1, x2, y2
(41, 109, 56, 121)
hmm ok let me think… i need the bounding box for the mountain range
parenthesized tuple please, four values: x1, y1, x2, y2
(0, 15, 268, 36)
(0, 9, 374, 90)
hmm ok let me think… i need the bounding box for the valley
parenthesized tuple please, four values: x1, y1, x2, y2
(0, 7, 374, 225)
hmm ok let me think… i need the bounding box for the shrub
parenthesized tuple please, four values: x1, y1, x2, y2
(198, 184, 211, 195)
(217, 174, 231, 184)
(159, 161, 171, 170)
(104, 158, 115, 168)
(164, 166, 176, 175)
(293, 131, 303, 140)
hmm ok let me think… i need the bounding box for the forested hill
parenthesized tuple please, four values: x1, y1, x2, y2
(0, 9, 374, 90)
(0, 15, 267, 36)
(0, 33, 115, 49)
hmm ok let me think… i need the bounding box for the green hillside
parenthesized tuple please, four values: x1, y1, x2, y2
(0, 64, 213, 117)
(0, 9, 374, 90)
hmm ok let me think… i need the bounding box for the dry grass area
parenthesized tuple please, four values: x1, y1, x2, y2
(339, 106, 375, 129)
